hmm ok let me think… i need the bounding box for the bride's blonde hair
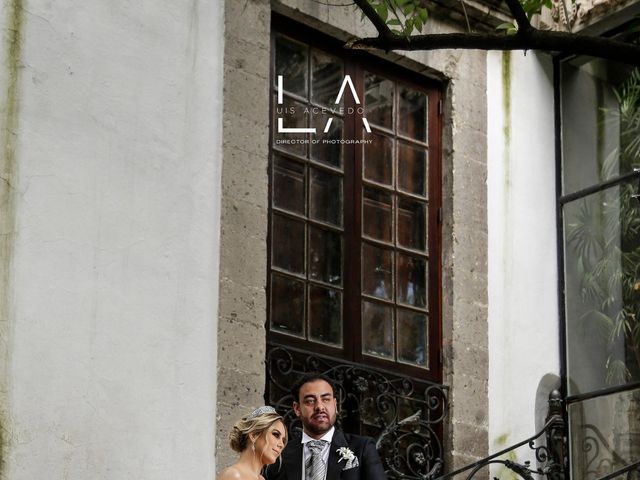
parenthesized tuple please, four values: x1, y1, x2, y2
(229, 407, 287, 453)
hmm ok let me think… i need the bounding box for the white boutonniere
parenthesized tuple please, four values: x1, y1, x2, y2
(336, 447, 359, 470)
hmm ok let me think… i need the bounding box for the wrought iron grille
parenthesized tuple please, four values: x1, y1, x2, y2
(265, 343, 450, 480)
(430, 390, 568, 480)
(581, 423, 630, 478)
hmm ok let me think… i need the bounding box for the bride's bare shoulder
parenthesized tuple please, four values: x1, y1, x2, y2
(218, 466, 243, 480)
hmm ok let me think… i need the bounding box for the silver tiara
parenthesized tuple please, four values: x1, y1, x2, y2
(247, 405, 278, 420)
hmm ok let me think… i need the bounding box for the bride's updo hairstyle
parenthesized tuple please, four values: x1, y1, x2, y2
(229, 406, 286, 453)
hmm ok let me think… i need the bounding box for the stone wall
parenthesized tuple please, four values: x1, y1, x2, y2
(217, 0, 272, 470)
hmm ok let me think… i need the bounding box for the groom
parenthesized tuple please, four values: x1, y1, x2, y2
(268, 373, 387, 480)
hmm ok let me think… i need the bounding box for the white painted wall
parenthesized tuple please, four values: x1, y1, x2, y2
(4, 1, 224, 479)
(487, 50, 560, 463)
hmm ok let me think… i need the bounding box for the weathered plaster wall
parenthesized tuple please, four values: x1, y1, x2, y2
(487, 50, 560, 468)
(218, 0, 489, 472)
(0, 1, 23, 477)
(1, 1, 224, 478)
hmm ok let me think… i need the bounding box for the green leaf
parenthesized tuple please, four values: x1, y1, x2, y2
(497, 22, 518, 34)
(374, 3, 388, 21)
(387, 18, 402, 25)
(418, 7, 428, 22)
(414, 16, 423, 32)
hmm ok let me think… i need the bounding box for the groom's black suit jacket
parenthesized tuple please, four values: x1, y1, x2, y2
(267, 429, 387, 480)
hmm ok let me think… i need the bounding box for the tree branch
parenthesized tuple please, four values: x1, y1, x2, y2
(352, 0, 396, 40)
(502, 0, 531, 31)
(345, 28, 640, 66)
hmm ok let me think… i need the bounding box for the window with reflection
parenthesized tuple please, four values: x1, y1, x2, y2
(268, 27, 442, 380)
(560, 52, 640, 479)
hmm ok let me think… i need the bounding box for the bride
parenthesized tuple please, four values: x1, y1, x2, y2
(218, 406, 288, 480)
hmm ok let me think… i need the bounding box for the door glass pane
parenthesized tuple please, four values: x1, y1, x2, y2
(272, 214, 305, 275)
(362, 187, 392, 242)
(568, 387, 640, 479)
(364, 132, 393, 185)
(275, 35, 307, 98)
(398, 86, 427, 142)
(563, 184, 640, 396)
(309, 167, 343, 226)
(398, 141, 427, 197)
(397, 309, 428, 367)
(274, 95, 308, 157)
(362, 243, 393, 300)
(560, 56, 640, 480)
(270, 273, 305, 337)
(561, 60, 640, 196)
(311, 114, 343, 168)
(309, 285, 342, 346)
(397, 253, 427, 308)
(362, 300, 394, 359)
(309, 226, 342, 286)
(273, 154, 305, 214)
(311, 49, 343, 107)
(364, 73, 394, 129)
(398, 198, 426, 251)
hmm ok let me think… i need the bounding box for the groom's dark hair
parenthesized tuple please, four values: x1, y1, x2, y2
(291, 372, 337, 402)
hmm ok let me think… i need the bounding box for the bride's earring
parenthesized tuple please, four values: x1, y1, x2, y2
(252, 441, 256, 453)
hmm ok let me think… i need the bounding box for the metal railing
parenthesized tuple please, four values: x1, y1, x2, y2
(594, 460, 640, 480)
(425, 390, 567, 480)
(266, 346, 638, 480)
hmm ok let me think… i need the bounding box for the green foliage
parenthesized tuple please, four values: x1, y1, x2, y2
(365, 0, 559, 36)
(497, 0, 565, 33)
(616, 68, 640, 160)
(497, 22, 518, 35)
(365, 0, 429, 36)
(520, 0, 553, 20)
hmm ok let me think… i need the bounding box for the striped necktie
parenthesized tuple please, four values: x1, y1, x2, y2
(305, 440, 327, 480)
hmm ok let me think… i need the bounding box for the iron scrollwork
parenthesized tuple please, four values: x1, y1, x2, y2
(431, 390, 568, 480)
(581, 423, 628, 478)
(266, 344, 450, 480)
